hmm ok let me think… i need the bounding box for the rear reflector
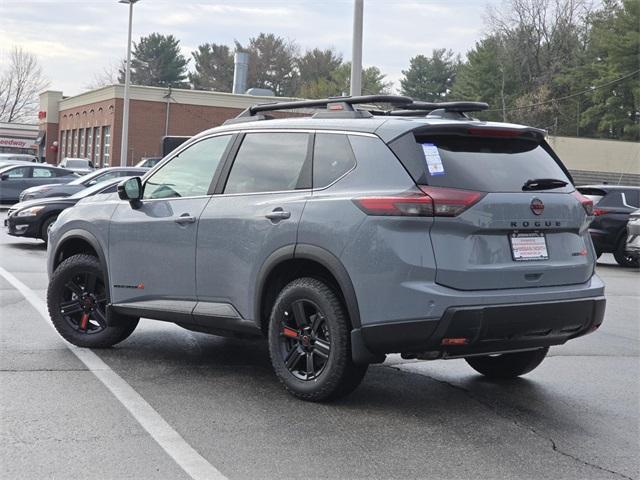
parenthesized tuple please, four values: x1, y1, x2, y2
(353, 187, 485, 218)
(572, 191, 594, 215)
(441, 338, 469, 346)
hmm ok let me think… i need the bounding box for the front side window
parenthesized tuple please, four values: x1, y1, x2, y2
(6, 167, 29, 178)
(143, 135, 232, 200)
(313, 133, 356, 188)
(224, 132, 310, 194)
(33, 167, 53, 178)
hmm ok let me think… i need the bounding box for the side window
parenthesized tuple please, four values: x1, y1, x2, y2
(95, 171, 120, 182)
(313, 133, 356, 188)
(6, 167, 29, 178)
(622, 190, 639, 208)
(143, 135, 231, 199)
(224, 132, 310, 194)
(33, 167, 54, 178)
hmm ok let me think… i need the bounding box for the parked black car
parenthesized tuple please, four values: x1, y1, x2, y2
(5, 177, 124, 243)
(577, 185, 640, 267)
(19, 166, 149, 202)
(0, 164, 77, 204)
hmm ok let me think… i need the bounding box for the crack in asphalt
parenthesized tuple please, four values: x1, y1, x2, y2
(383, 364, 636, 480)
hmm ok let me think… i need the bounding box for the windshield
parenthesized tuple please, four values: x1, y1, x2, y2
(68, 169, 102, 185)
(69, 178, 123, 199)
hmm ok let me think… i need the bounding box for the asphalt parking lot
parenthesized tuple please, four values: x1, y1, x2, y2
(1, 226, 638, 480)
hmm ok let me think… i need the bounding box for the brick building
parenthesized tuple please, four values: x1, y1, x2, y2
(38, 85, 297, 166)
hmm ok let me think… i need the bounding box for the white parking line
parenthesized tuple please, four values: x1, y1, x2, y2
(0, 266, 228, 480)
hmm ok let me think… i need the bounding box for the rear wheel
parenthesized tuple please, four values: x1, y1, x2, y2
(465, 348, 549, 379)
(613, 237, 639, 268)
(268, 277, 367, 402)
(47, 254, 139, 348)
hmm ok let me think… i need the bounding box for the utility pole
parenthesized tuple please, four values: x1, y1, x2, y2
(119, 0, 140, 166)
(350, 0, 364, 96)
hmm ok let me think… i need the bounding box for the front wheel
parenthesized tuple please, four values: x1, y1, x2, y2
(47, 254, 139, 348)
(465, 348, 549, 379)
(40, 215, 58, 243)
(268, 277, 367, 402)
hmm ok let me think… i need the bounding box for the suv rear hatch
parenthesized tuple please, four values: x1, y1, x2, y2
(389, 125, 594, 290)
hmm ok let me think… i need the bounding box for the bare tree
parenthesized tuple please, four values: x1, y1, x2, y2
(0, 47, 49, 123)
(85, 60, 125, 90)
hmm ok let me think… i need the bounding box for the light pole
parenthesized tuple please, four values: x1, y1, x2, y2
(118, 0, 140, 166)
(350, 0, 364, 96)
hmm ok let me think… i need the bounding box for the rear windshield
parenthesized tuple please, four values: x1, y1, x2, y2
(66, 159, 87, 168)
(392, 134, 573, 193)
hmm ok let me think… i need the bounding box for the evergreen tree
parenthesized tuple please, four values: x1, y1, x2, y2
(189, 43, 234, 92)
(243, 33, 299, 96)
(400, 49, 461, 102)
(119, 33, 189, 88)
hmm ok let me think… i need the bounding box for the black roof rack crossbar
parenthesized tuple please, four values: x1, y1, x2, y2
(236, 95, 413, 118)
(399, 101, 489, 113)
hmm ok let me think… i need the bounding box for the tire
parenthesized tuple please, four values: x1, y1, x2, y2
(613, 237, 639, 268)
(268, 277, 368, 402)
(465, 347, 549, 379)
(47, 254, 139, 348)
(40, 215, 58, 243)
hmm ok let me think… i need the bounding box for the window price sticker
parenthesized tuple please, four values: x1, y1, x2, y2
(422, 143, 445, 176)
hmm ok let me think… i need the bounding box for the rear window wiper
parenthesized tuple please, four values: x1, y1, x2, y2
(522, 178, 568, 191)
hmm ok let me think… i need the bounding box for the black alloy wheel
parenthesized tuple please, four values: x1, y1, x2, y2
(278, 299, 331, 381)
(59, 271, 108, 335)
(268, 277, 368, 402)
(47, 254, 139, 348)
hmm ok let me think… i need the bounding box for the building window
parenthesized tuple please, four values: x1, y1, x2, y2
(94, 127, 101, 166)
(60, 131, 66, 160)
(87, 128, 93, 161)
(72, 130, 77, 157)
(102, 126, 110, 167)
(79, 128, 85, 158)
(66, 130, 71, 157)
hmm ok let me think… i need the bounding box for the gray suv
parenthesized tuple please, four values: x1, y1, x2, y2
(46, 96, 605, 401)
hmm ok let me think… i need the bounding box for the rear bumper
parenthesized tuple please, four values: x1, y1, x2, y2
(353, 296, 605, 360)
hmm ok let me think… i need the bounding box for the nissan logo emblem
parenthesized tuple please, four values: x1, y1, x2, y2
(531, 198, 544, 215)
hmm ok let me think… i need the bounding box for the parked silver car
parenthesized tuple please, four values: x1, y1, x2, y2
(625, 209, 640, 262)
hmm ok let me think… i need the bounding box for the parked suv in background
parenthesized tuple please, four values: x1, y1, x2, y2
(58, 157, 94, 174)
(577, 185, 640, 267)
(46, 96, 605, 402)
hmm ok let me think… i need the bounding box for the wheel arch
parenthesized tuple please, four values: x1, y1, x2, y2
(254, 244, 361, 334)
(52, 230, 110, 293)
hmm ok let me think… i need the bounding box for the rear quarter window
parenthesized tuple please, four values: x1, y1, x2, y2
(313, 133, 356, 188)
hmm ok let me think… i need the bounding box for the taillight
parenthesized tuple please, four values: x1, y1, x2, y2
(572, 191, 594, 215)
(593, 208, 608, 216)
(352, 192, 433, 216)
(353, 186, 484, 217)
(419, 186, 485, 217)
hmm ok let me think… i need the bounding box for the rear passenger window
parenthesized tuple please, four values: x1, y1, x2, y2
(313, 133, 356, 188)
(33, 167, 53, 178)
(224, 133, 310, 194)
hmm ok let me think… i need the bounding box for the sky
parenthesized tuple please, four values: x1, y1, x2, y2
(0, 0, 500, 97)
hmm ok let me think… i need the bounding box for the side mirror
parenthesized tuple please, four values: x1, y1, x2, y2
(117, 177, 143, 207)
(0, 174, 8, 181)
(87, 180, 97, 186)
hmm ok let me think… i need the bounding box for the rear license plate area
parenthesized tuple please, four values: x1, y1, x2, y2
(510, 232, 548, 261)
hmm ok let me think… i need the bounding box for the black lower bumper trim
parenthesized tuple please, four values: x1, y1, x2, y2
(358, 297, 606, 356)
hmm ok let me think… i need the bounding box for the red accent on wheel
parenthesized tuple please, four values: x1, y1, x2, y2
(282, 327, 299, 339)
(80, 313, 90, 330)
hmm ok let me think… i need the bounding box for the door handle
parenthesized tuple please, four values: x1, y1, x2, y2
(265, 208, 291, 221)
(174, 213, 196, 225)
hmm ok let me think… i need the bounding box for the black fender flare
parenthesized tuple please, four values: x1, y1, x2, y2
(54, 229, 110, 295)
(253, 244, 361, 329)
